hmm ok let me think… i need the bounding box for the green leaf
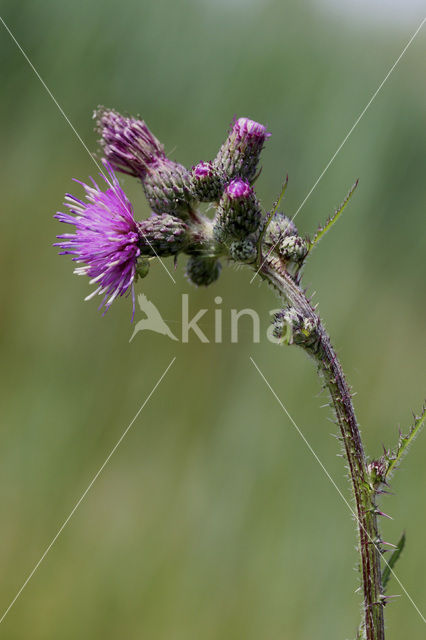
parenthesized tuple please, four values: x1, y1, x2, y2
(382, 532, 406, 592)
(307, 179, 358, 253)
(385, 403, 426, 479)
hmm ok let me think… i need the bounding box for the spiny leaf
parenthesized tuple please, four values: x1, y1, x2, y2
(385, 402, 426, 479)
(382, 532, 406, 592)
(307, 179, 359, 253)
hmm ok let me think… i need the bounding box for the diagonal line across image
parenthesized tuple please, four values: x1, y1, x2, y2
(0, 15, 177, 285)
(0, 357, 176, 625)
(250, 16, 426, 283)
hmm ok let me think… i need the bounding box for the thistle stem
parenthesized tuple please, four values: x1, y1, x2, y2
(261, 256, 385, 640)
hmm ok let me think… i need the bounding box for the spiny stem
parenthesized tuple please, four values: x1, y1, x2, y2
(261, 256, 385, 640)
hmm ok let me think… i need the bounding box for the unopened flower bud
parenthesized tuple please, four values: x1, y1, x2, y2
(136, 258, 150, 279)
(191, 162, 224, 202)
(279, 235, 308, 263)
(186, 256, 221, 286)
(214, 117, 270, 182)
(137, 214, 189, 257)
(262, 212, 298, 248)
(142, 159, 194, 217)
(273, 308, 319, 350)
(368, 459, 387, 488)
(229, 239, 257, 263)
(214, 178, 262, 242)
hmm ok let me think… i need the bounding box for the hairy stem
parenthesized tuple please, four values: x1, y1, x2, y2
(261, 256, 384, 640)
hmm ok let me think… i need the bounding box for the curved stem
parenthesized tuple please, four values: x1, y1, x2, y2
(261, 256, 384, 640)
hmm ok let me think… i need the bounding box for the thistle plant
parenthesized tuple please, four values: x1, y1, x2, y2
(55, 109, 425, 640)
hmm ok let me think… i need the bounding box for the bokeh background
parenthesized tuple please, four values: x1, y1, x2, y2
(0, 1, 425, 638)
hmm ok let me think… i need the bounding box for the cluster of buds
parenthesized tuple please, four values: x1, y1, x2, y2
(55, 109, 310, 318)
(273, 307, 320, 351)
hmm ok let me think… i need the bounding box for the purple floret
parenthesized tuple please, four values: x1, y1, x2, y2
(95, 107, 165, 177)
(233, 117, 270, 140)
(54, 162, 140, 318)
(193, 161, 213, 178)
(226, 178, 252, 200)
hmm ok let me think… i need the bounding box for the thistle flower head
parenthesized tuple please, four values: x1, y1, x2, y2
(137, 214, 190, 256)
(186, 256, 222, 286)
(142, 157, 193, 217)
(214, 177, 262, 242)
(234, 117, 269, 140)
(273, 308, 319, 350)
(226, 177, 253, 200)
(96, 107, 194, 217)
(229, 239, 257, 263)
(193, 162, 212, 179)
(95, 107, 165, 177)
(278, 235, 308, 263)
(54, 163, 140, 317)
(262, 212, 298, 248)
(191, 161, 224, 202)
(214, 116, 270, 182)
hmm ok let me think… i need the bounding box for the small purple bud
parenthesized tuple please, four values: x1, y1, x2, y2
(226, 178, 252, 200)
(368, 459, 387, 488)
(193, 162, 212, 178)
(213, 116, 270, 182)
(234, 117, 270, 140)
(191, 161, 224, 202)
(214, 178, 261, 242)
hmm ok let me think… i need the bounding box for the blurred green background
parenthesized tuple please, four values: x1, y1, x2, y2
(0, 1, 425, 638)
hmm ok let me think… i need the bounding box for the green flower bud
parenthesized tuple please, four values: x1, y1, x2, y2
(135, 258, 150, 279)
(137, 214, 190, 257)
(142, 159, 194, 218)
(279, 235, 308, 263)
(273, 308, 319, 350)
(186, 256, 221, 286)
(214, 178, 262, 243)
(229, 239, 257, 263)
(191, 162, 224, 202)
(262, 212, 298, 249)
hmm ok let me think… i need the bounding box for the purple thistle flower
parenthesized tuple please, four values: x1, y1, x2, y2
(54, 162, 140, 318)
(95, 107, 165, 177)
(96, 107, 193, 217)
